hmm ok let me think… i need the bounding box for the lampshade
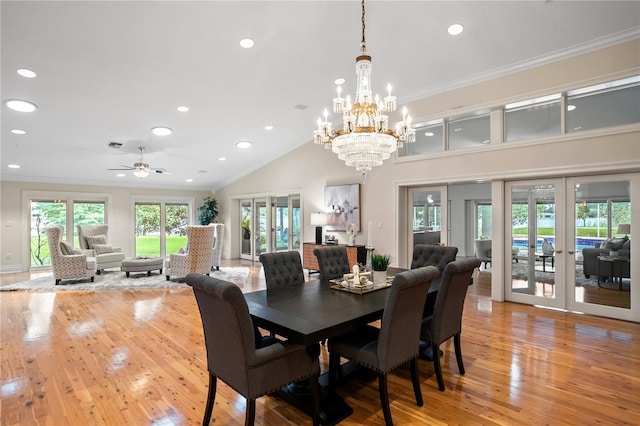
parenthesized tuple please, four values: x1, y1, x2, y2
(310, 213, 328, 226)
(616, 224, 630, 235)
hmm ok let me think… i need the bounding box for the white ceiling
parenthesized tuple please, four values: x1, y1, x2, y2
(2, 1, 639, 191)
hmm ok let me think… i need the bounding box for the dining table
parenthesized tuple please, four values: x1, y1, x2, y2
(244, 267, 438, 425)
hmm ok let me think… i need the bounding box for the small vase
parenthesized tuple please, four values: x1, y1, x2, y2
(373, 270, 387, 286)
(542, 238, 554, 255)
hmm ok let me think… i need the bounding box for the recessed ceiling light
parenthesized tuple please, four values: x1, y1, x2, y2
(10, 129, 26, 135)
(265, 125, 274, 130)
(236, 141, 252, 149)
(448, 23, 464, 36)
(186, 178, 193, 182)
(240, 38, 255, 48)
(424, 132, 434, 137)
(334, 78, 346, 85)
(8, 164, 20, 169)
(4, 99, 37, 112)
(453, 127, 462, 132)
(151, 126, 172, 136)
(218, 157, 227, 161)
(17, 68, 36, 78)
(116, 173, 126, 177)
(177, 106, 189, 112)
(567, 105, 577, 112)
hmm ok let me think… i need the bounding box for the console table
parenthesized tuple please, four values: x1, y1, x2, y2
(302, 243, 367, 275)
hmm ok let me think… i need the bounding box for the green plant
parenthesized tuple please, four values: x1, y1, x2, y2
(371, 253, 391, 271)
(198, 196, 219, 225)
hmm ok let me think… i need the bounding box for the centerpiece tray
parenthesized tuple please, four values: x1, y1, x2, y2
(329, 275, 394, 295)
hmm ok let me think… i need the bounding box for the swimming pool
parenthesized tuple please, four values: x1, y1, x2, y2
(512, 237, 604, 252)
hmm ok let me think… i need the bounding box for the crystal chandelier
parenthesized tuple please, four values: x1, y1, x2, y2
(314, 0, 415, 178)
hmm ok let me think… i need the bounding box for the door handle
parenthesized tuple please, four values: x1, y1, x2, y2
(568, 250, 575, 254)
(555, 249, 563, 254)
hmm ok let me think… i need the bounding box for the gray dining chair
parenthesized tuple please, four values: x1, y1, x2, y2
(328, 266, 440, 426)
(420, 257, 481, 391)
(186, 273, 320, 426)
(313, 245, 351, 280)
(259, 251, 305, 289)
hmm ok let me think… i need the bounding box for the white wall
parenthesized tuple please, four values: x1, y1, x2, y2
(215, 40, 640, 267)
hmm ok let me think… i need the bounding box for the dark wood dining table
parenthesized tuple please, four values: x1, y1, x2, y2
(244, 267, 436, 425)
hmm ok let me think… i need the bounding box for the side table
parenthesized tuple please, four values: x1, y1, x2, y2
(596, 256, 630, 290)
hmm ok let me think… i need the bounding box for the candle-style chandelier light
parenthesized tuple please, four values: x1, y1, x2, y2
(313, 0, 415, 178)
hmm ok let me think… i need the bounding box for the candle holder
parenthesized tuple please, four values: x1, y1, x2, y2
(365, 246, 374, 272)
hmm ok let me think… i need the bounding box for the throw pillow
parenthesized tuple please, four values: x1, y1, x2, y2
(71, 249, 84, 255)
(604, 237, 625, 250)
(60, 241, 74, 255)
(92, 244, 113, 255)
(85, 234, 107, 249)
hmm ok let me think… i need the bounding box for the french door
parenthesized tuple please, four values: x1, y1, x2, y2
(406, 186, 447, 265)
(506, 174, 636, 321)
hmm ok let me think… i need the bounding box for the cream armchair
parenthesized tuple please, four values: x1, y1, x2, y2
(77, 224, 126, 274)
(210, 223, 224, 270)
(165, 225, 215, 280)
(46, 225, 96, 285)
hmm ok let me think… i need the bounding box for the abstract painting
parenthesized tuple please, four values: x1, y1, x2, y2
(324, 184, 360, 231)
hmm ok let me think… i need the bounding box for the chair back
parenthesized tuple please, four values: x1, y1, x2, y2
(376, 266, 440, 371)
(259, 251, 305, 289)
(313, 245, 351, 280)
(186, 225, 216, 273)
(474, 239, 492, 263)
(430, 258, 481, 345)
(77, 224, 110, 249)
(411, 244, 458, 272)
(46, 225, 66, 266)
(210, 223, 225, 267)
(187, 273, 257, 395)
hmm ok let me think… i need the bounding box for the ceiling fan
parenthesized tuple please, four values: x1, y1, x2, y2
(108, 146, 169, 178)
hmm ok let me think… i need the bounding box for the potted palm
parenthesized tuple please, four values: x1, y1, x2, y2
(198, 196, 219, 225)
(371, 253, 391, 286)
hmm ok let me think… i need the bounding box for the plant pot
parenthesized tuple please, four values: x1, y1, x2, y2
(373, 270, 387, 286)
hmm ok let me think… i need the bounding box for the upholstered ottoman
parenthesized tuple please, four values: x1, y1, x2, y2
(121, 257, 164, 277)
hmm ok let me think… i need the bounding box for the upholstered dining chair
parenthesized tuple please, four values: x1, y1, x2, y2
(313, 245, 351, 280)
(259, 251, 305, 289)
(186, 273, 320, 426)
(46, 225, 96, 285)
(165, 225, 215, 280)
(328, 266, 440, 426)
(420, 257, 481, 391)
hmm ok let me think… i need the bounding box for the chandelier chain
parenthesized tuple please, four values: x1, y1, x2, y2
(361, 0, 366, 53)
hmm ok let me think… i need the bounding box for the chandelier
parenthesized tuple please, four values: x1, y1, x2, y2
(314, 0, 415, 178)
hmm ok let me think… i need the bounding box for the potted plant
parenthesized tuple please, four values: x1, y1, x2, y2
(371, 253, 391, 285)
(198, 196, 219, 225)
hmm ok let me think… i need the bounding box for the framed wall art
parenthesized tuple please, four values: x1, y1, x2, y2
(324, 183, 360, 232)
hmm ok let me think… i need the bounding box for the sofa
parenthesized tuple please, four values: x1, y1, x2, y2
(77, 224, 126, 274)
(582, 237, 630, 279)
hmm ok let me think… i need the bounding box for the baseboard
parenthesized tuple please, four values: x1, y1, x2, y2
(0, 264, 27, 274)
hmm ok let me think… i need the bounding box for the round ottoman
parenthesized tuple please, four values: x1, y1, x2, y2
(121, 257, 164, 277)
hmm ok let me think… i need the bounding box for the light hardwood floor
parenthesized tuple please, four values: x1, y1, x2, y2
(1, 260, 638, 425)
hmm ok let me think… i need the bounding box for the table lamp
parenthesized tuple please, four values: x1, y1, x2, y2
(310, 213, 328, 244)
(616, 223, 630, 237)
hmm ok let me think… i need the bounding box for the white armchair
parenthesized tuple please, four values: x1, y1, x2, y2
(46, 225, 96, 285)
(77, 224, 125, 274)
(210, 223, 224, 271)
(165, 225, 216, 280)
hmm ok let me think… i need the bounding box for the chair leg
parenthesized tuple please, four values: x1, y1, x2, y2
(202, 373, 216, 426)
(90, 277, 94, 282)
(410, 358, 423, 407)
(454, 334, 465, 375)
(245, 398, 256, 426)
(166, 275, 170, 281)
(432, 343, 445, 391)
(309, 372, 320, 426)
(55, 279, 61, 285)
(378, 373, 393, 426)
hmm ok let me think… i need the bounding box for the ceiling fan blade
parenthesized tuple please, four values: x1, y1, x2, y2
(151, 167, 169, 174)
(108, 167, 134, 171)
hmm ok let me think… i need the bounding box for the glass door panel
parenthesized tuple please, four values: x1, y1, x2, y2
(165, 203, 188, 256)
(569, 177, 631, 315)
(73, 202, 105, 247)
(290, 195, 301, 251)
(240, 200, 253, 260)
(272, 196, 289, 252)
(255, 199, 267, 260)
(135, 203, 160, 257)
(30, 200, 67, 267)
(507, 181, 564, 309)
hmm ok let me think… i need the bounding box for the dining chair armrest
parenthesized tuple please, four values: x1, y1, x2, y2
(249, 341, 310, 368)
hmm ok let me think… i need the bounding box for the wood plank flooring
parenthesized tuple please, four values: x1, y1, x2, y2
(1, 260, 638, 425)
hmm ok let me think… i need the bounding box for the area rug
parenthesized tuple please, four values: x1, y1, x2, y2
(510, 259, 597, 287)
(0, 267, 249, 292)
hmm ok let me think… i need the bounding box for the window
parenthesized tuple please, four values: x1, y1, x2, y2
(505, 94, 562, 142)
(133, 196, 194, 257)
(476, 203, 492, 238)
(448, 114, 490, 151)
(399, 120, 443, 157)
